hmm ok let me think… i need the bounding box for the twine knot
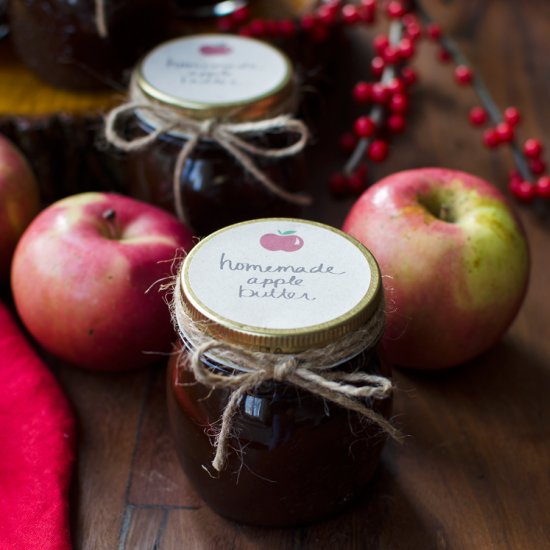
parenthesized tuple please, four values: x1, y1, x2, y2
(171, 281, 402, 473)
(273, 358, 298, 382)
(103, 76, 311, 223)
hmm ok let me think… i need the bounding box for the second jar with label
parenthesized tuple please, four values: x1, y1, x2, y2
(113, 34, 309, 236)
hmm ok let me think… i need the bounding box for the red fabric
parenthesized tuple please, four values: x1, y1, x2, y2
(0, 301, 75, 550)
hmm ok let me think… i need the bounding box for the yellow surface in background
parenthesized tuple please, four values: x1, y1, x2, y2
(0, 41, 121, 116)
(0, 0, 316, 117)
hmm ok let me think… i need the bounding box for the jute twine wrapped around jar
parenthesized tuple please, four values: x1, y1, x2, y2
(103, 75, 311, 223)
(170, 277, 402, 473)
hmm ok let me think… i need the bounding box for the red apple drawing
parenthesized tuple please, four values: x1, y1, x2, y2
(0, 135, 41, 282)
(11, 192, 195, 371)
(260, 231, 304, 252)
(200, 44, 232, 56)
(343, 167, 529, 369)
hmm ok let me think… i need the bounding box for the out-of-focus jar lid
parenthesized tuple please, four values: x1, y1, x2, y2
(135, 34, 295, 122)
(178, 218, 383, 353)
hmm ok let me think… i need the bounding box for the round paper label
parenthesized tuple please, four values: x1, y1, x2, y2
(139, 34, 290, 107)
(183, 219, 377, 333)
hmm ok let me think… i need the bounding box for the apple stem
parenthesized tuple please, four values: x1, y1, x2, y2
(102, 209, 118, 239)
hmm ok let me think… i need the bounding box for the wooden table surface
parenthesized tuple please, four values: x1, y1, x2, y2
(14, 1, 549, 548)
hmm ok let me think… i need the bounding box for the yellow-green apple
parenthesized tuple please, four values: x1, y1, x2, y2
(0, 135, 41, 282)
(343, 167, 529, 369)
(11, 192, 194, 371)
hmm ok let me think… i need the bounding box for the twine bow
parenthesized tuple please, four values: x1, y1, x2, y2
(172, 282, 401, 473)
(103, 78, 311, 222)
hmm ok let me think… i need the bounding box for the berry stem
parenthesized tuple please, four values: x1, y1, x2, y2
(414, 0, 532, 182)
(344, 20, 404, 176)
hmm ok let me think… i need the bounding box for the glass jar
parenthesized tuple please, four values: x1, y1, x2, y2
(8, 0, 164, 90)
(168, 218, 395, 526)
(117, 34, 309, 236)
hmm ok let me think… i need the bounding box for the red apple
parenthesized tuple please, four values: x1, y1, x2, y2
(11, 192, 194, 371)
(260, 231, 304, 252)
(343, 168, 529, 369)
(0, 135, 41, 282)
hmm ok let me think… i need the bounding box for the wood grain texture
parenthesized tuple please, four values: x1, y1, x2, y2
(20, 0, 550, 548)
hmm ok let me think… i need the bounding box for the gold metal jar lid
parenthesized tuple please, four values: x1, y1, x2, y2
(135, 33, 295, 122)
(178, 218, 383, 353)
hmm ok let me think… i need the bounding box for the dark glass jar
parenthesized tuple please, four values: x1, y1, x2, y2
(112, 34, 309, 237)
(167, 344, 391, 526)
(126, 124, 305, 236)
(167, 218, 395, 526)
(8, 0, 164, 90)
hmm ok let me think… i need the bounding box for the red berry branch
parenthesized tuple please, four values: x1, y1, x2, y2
(216, 0, 549, 206)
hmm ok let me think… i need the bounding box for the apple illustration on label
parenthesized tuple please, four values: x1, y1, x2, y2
(260, 231, 304, 252)
(200, 44, 232, 56)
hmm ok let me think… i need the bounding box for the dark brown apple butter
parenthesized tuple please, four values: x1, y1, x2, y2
(126, 125, 306, 236)
(167, 345, 391, 527)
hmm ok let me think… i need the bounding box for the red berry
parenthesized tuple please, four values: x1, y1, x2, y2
(371, 56, 385, 77)
(278, 19, 296, 38)
(371, 82, 389, 103)
(249, 18, 267, 36)
(317, 4, 338, 25)
(373, 35, 389, 56)
(368, 140, 389, 162)
(510, 180, 536, 202)
(359, 4, 375, 23)
(386, 77, 405, 95)
(504, 106, 521, 126)
(495, 122, 514, 142)
(348, 171, 368, 195)
(386, 1, 405, 19)
(342, 4, 360, 24)
(523, 138, 543, 158)
(329, 173, 348, 196)
(398, 38, 415, 59)
(401, 14, 418, 27)
(389, 93, 409, 113)
(300, 13, 318, 31)
(383, 45, 400, 64)
(535, 176, 550, 198)
(401, 67, 417, 86)
(455, 65, 473, 85)
(437, 47, 452, 63)
(426, 23, 442, 40)
(232, 6, 250, 23)
(353, 81, 372, 104)
(469, 106, 487, 126)
(405, 23, 422, 41)
(387, 113, 406, 134)
(482, 128, 500, 148)
(354, 116, 376, 138)
(529, 158, 546, 175)
(361, 0, 376, 8)
(339, 132, 357, 153)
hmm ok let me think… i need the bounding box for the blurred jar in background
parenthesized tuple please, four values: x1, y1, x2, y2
(8, 0, 165, 90)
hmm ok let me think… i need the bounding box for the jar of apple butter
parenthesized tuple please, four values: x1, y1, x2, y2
(104, 34, 310, 236)
(168, 218, 399, 526)
(8, 0, 164, 90)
